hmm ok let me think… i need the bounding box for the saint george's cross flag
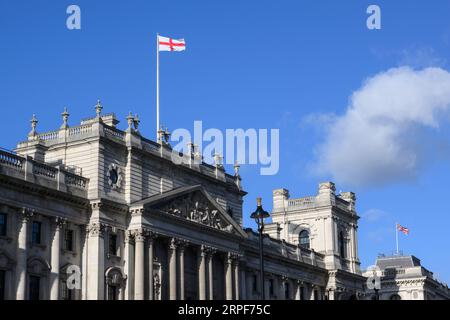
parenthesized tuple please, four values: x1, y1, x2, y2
(397, 223, 410, 235)
(158, 35, 186, 52)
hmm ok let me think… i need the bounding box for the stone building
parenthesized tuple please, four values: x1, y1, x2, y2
(264, 184, 364, 300)
(362, 255, 450, 300)
(0, 103, 367, 300)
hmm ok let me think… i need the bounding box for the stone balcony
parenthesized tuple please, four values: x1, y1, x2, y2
(0, 148, 89, 198)
(244, 228, 326, 269)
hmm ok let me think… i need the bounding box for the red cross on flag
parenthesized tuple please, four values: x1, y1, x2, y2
(158, 35, 186, 52)
(397, 223, 410, 235)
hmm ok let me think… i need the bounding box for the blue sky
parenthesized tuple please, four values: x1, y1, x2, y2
(1, 1, 450, 283)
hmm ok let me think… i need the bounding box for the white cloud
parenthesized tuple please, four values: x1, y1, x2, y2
(311, 67, 450, 187)
(362, 209, 388, 223)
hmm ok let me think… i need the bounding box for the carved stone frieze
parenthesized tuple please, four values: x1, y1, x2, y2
(155, 191, 233, 233)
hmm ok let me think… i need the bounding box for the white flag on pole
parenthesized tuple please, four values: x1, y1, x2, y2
(158, 35, 186, 52)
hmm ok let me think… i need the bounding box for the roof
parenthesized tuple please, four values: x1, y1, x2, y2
(375, 255, 421, 270)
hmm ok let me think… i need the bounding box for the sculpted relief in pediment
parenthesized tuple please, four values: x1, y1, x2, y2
(154, 191, 233, 233)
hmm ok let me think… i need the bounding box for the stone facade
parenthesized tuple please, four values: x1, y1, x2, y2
(1, 104, 365, 300)
(265, 182, 364, 300)
(362, 255, 450, 300)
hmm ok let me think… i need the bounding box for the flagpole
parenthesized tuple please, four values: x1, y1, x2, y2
(395, 222, 399, 255)
(156, 33, 160, 141)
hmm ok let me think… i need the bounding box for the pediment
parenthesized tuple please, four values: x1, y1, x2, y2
(131, 185, 247, 238)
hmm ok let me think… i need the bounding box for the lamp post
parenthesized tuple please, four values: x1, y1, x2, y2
(250, 197, 270, 300)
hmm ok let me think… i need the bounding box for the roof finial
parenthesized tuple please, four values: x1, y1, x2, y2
(28, 114, 38, 139)
(214, 153, 224, 169)
(234, 161, 241, 190)
(133, 113, 140, 132)
(61, 107, 70, 129)
(126, 111, 134, 130)
(95, 99, 103, 119)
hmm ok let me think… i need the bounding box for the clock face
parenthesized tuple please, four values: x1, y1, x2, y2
(107, 164, 122, 190)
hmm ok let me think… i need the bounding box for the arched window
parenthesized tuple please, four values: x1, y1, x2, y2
(299, 230, 310, 249)
(390, 294, 401, 300)
(338, 231, 346, 258)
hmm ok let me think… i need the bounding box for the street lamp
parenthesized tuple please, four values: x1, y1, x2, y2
(250, 197, 270, 300)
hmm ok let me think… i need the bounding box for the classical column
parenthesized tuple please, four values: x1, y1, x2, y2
(234, 258, 240, 300)
(147, 232, 156, 300)
(16, 208, 34, 300)
(310, 284, 316, 300)
(50, 217, 66, 300)
(168, 238, 178, 300)
(178, 241, 187, 300)
(295, 280, 302, 300)
(225, 253, 233, 300)
(134, 229, 146, 300)
(198, 245, 207, 300)
(278, 276, 286, 300)
(207, 247, 215, 300)
(86, 222, 106, 300)
(124, 231, 135, 300)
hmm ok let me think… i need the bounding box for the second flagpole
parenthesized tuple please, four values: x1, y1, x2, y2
(395, 222, 399, 255)
(156, 33, 160, 141)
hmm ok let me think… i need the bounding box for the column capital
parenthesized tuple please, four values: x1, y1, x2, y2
(169, 237, 179, 250)
(177, 239, 189, 252)
(20, 207, 35, 222)
(54, 217, 67, 230)
(147, 230, 158, 244)
(125, 230, 135, 243)
(203, 246, 216, 257)
(227, 252, 241, 264)
(87, 222, 106, 237)
(133, 228, 147, 242)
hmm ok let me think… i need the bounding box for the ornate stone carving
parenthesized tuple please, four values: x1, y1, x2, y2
(20, 207, 35, 222)
(107, 163, 123, 190)
(54, 216, 67, 230)
(133, 228, 147, 242)
(105, 267, 126, 286)
(87, 222, 106, 237)
(155, 191, 233, 233)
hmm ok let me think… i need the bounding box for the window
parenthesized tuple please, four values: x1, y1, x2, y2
(108, 233, 117, 256)
(31, 221, 42, 245)
(313, 290, 319, 300)
(29, 275, 40, 300)
(0, 214, 6, 236)
(61, 281, 74, 300)
(338, 231, 346, 258)
(299, 230, 310, 249)
(107, 285, 118, 300)
(64, 229, 74, 251)
(0, 270, 5, 300)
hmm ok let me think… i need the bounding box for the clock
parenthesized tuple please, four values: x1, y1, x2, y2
(107, 164, 122, 190)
